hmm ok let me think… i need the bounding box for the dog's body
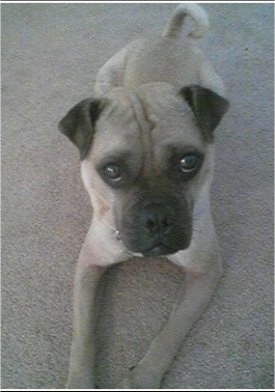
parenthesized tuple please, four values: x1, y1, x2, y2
(59, 4, 229, 388)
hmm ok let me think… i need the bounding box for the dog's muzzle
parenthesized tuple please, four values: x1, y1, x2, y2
(116, 198, 192, 257)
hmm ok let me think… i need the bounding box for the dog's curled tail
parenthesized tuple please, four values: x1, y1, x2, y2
(162, 4, 209, 39)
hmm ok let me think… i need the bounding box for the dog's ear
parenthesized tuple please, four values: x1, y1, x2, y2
(58, 98, 105, 160)
(180, 85, 229, 141)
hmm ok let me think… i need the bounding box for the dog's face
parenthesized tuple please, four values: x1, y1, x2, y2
(59, 83, 228, 256)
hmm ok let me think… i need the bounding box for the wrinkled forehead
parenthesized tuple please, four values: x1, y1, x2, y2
(90, 85, 206, 163)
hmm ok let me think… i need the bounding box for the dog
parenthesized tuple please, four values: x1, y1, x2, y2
(58, 3, 229, 389)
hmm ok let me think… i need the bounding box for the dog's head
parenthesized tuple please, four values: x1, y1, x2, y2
(59, 83, 228, 256)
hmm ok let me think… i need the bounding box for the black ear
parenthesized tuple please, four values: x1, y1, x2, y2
(180, 85, 229, 141)
(58, 98, 104, 160)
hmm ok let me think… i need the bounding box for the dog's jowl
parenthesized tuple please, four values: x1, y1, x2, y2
(59, 3, 229, 389)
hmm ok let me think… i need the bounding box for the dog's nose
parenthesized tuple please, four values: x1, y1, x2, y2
(143, 205, 172, 235)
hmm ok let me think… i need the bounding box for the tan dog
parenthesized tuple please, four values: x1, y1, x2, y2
(59, 4, 229, 389)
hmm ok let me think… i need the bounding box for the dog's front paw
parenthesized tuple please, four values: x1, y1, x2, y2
(117, 365, 162, 389)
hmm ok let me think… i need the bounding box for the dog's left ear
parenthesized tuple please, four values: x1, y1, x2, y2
(180, 85, 229, 141)
(58, 98, 105, 160)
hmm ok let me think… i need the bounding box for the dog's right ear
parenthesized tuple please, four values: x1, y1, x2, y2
(58, 98, 104, 160)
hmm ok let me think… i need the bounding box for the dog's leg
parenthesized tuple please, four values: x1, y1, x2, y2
(199, 57, 226, 97)
(117, 247, 222, 389)
(66, 242, 106, 389)
(95, 39, 141, 95)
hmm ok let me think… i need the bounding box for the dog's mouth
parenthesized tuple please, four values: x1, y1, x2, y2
(115, 229, 188, 257)
(140, 243, 178, 257)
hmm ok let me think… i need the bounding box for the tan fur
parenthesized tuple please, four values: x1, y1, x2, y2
(63, 4, 229, 388)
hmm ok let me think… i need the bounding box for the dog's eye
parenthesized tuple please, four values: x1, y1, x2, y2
(180, 154, 200, 173)
(103, 164, 122, 181)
